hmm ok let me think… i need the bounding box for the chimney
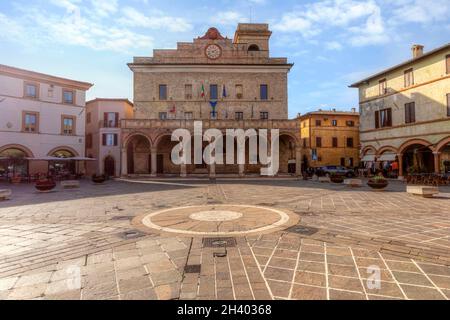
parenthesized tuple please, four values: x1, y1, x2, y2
(412, 44, 424, 59)
(351, 108, 356, 113)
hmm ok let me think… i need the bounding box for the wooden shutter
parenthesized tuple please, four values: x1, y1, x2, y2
(375, 111, 380, 128)
(115, 113, 119, 127)
(102, 134, 106, 146)
(114, 134, 118, 146)
(405, 103, 410, 123)
(103, 113, 108, 127)
(447, 93, 450, 116)
(446, 55, 450, 74)
(387, 108, 392, 126)
(410, 103, 415, 122)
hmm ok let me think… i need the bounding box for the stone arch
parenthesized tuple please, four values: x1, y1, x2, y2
(123, 132, 152, 149)
(361, 145, 377, 156)
(435, 136, 450, 152)
(248, 44, 260, 51)
(125, 133, 152, 175)
(47, 146, 79, 157)
(399, 139, 434, 154)
(377, 145, 398, 156)
(0, 144, 34, 158)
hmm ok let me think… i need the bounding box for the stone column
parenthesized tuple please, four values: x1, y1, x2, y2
(209, 163, 216, 179)
(151, 147, 157, 177)
(295, 146, 302, 177)
(239, 164, 245, 177)
(181, 163, 187, 177)
(397, 153, 403, 178)
(433, 152, 441, 173)
(121, 148, 128, 176)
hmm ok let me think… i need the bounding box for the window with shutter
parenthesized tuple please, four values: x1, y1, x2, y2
(347, 137, 354, 148)
(404, 69, 414, 87)
(405, 102, 416, 123)
(114, 134, 118, 146)
(447, 93, 450, 116)
(316, 137, 322, 148)
(375, 110, 380, 128)
(379, 79, 387, 95)
(446, 55, 450, 74)
(102, 134, 106, 146)
(332, 137, 338, 148)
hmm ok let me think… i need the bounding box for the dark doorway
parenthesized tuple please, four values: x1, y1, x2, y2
(157, 154, 164, 174)
(127, 143, 134, 174)
(104, 156, 115, 177)
(402, 144, 434, 174)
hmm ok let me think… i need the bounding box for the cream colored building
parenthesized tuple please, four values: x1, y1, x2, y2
(0, 64, 92, 178)
(350, 44, 450, 176)
(122, 24, 301, 177)
(85, 99, 134, 177)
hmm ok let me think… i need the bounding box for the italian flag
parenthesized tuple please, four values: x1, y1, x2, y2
(201, 84, 205, 98)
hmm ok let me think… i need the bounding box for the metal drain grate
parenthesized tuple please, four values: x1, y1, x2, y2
(118, 230, 146, 240)
(285, 225, 319, 236)
(203, 237, 237, 248)
(184, 264, 201, 274)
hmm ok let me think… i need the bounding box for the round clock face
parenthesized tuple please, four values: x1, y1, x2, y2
(205, 44, 222, 59)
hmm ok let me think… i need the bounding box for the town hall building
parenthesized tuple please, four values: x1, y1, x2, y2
(121, 23, 301, 177)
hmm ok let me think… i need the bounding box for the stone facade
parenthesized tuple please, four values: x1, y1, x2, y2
(351, 44, 450, 175)
(299, 110, 360, 169)
(123, 24, 300, 177)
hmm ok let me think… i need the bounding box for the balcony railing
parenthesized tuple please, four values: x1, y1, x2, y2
(99, 120, 120, 128)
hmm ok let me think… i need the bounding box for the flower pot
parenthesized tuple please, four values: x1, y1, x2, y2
(35, 180, 56, 192)
(367, 180, 389, 190)
(330, 176, 344, 184)
(92, 175, 106, 184)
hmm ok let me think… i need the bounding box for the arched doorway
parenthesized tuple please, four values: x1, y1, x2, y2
(279, 134, 297, 175)
(48, 149, 76, 177)
(155, 135, 181, 175)
(436, 137, 450, 173)
(402, 144, 434, 174)
(104, 156, 115, 177)
(0, 146, 30, 179)
(126, 134, 151, 174)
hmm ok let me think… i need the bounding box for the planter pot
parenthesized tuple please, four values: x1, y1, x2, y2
(367, 180, 389, 190)
(35, 180, 56, 192)
(330, 176, 344, 184)
(92, 176, 106, 184)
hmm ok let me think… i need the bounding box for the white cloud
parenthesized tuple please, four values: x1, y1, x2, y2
(212, 11, 249, 26)
(391, 0, 450, 24)
(325, 41, 343, 50)
(119, 7, 192, 32)
(90, 0, 118, 17)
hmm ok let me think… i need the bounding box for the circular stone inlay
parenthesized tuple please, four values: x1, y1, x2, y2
(189, 210, 243, 222)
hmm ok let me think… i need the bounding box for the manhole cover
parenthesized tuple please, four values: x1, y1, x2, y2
(184, 264, 201, 274)
(203, 237, 237, 248)
(285, 225, 319, 236)
(119, 230, 146, 240)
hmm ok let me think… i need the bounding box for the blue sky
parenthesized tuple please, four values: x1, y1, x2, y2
(1, 0, 449, 118)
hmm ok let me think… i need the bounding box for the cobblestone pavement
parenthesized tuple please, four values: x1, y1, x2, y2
(0, 179, 449, 300)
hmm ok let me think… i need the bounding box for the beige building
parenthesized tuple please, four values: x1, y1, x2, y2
(122, 24, 301, 177)
(299, 109, 360, 169)
(0, 64, 92, 179)
(350, 44, 450, 176)
(85, 99, 134, 177)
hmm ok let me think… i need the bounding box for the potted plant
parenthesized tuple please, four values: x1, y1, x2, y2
(330, 173, 344, 184)
(367, 175, 389, 190)
(35, 178, 56, 192)
(92, 174, 106, 184)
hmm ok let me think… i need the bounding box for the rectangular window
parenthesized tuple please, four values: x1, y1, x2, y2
(25, 83, 38, 98)
(379, 79, 387, 95)
(375, 110, 380, 128)
(102, 133, 118, 146)
(311, 149, 318, 161)
(405, 102, 416, 123)
(349, 157, 354, 167)
(315, 119, 321, 126)
(210, 84, 218, 100)
(235, 112, 244, 120)
(332, 120, 337, 126)
(61, 116, 75, 135)
(347, 137, 354, 148)
(260, 84, 268, 100)
(63, 90, 74, 104)
(184, 112, 193, 120)
(236, 85, 243, 99)
(404, 68, 414, 87)
(86, 134, 93, 149)
(260, 112, 269, 120)
(185, 84, 192, 100)
(86, 112, 91, 124)
(447, 93, 450, 117)
(378, 108, 392, 128)
(159, 112, 167, 120)
(446, 55, 450, 74)
(159, 85, 167, 100)
(346, 120, 355, 127)
(316, 137, 322, 148)
(332, 137, 338, 148)
(340, 158, 346, 166)
(23, 112, 38, 132)
(104, 112, 119, 128)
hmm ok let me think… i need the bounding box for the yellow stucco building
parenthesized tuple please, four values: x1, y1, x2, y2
(351, 44, 450, 176)
(299, 109, 360, 169)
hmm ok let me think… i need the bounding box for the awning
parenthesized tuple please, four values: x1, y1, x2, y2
(378, 153, 397, 162)
(361, 155, 376, 162)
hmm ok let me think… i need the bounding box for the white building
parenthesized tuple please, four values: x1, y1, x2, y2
(0, 64, 93, 178)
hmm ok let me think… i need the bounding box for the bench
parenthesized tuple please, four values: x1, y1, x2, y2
(318, 177, 331, 183)
(0, 189, 12, 200)
(344, 179, 362, 187)
(61, 180, 80, 189)
(406, 185, 439, 198)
